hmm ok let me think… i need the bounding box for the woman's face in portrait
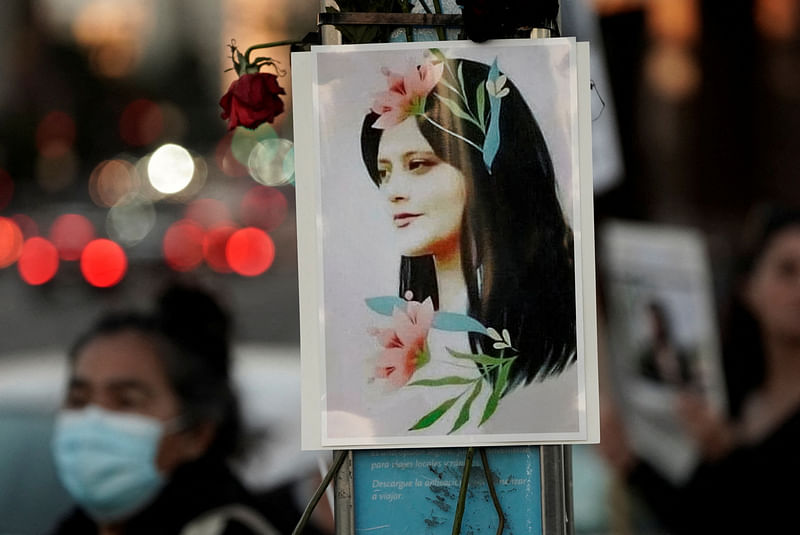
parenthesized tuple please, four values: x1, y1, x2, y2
(745, 226, 800, 342)
(376, 117, 467, 259)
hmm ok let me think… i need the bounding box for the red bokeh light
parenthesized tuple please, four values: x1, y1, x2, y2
(11, 214, 39, 239)
(81, 239, 127, 288)
(240, 186, 289, 231)
(203, 225, 237, 273)
(50, 213, 95, 261)
(226, 227, 275, 277)
(18, 237, 59, 285)
(35, 111, 76, 158)
(0, 217, 24, 268)
(0, 169, 13, 211)
(119, 99, 164, 147)
(185, 198, 232, 229)
(163, 219, 205, 272)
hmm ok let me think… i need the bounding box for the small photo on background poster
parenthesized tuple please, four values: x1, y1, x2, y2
(293, 38, 598, 449)
(600, 220, 727, 483)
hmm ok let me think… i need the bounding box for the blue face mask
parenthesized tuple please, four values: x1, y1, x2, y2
(52, 406, 167, 523)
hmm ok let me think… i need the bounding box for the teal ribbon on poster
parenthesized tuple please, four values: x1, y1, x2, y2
(483, 59, 502, 172)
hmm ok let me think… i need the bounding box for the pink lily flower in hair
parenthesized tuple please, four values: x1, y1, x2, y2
(370, 60, 444, 129)
(371, 297, 435, 388)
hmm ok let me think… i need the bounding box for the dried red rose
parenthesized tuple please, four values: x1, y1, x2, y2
(219, 72, 286, 130)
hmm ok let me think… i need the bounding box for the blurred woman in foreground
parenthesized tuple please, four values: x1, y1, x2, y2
(49, 282, 278, 535)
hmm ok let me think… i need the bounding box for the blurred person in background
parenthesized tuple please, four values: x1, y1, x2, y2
(598, 204, 800, 534)
(49, 282, 280, 535)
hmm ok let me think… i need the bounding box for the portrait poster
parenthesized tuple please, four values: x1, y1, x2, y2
(600, 220, 727, 483)
(293, 39, 599, 449)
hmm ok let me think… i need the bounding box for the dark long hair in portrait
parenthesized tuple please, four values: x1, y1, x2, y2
(361, 57, 577, 389)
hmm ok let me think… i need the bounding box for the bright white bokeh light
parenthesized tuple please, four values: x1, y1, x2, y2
(147, 143, 194, 194)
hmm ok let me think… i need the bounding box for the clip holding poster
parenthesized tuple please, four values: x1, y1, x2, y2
(293, 38, 598, 449)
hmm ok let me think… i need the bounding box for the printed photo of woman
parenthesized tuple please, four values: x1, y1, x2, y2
(311, 40, 588, 446)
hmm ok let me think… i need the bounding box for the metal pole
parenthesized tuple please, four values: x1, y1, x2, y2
(319, 7, 348, 534)
(530, 28, 552, 39)
(539, 445, 573, 535)
(319, 0, 342, 45)
(323, 5, 574, 535)
(533, 14, 573, 532)
(333, 451, 354, 535)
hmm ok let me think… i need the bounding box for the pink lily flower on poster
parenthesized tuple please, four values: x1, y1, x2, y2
(370, 60, 444, 129)
(371, 297, 435, 388)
